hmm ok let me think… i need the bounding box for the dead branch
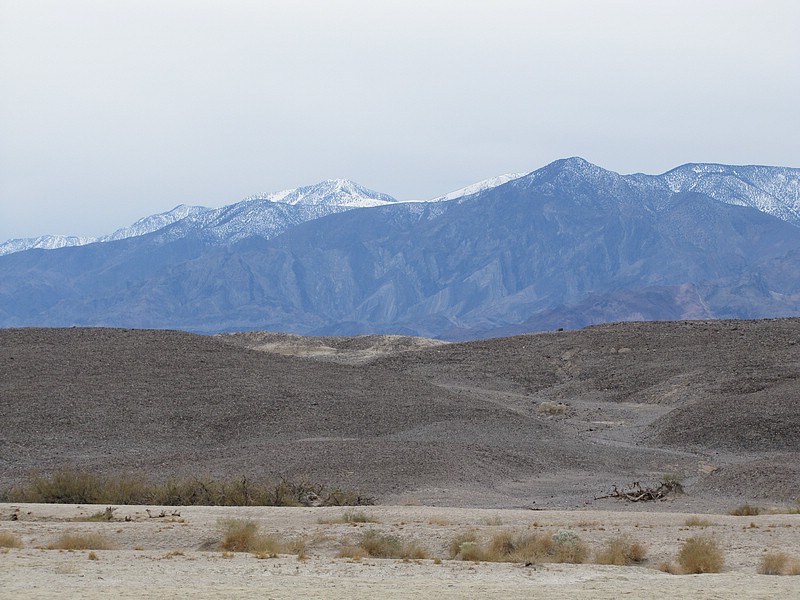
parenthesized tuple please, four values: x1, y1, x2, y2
(595, 479, 684, 502)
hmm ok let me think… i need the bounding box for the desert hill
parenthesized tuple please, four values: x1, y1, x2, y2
(1, 319, 798, 508)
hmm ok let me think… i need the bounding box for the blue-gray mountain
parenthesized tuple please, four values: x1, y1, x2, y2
(2, 158, 799, 340)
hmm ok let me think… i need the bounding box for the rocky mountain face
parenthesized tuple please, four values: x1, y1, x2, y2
(1, 158, 798, 339)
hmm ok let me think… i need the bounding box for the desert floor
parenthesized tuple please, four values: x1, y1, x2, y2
(2, 502, 799, 599)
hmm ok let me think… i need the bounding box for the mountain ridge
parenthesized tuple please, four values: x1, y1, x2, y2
(4, 159, 799, 256)
(1, 158, 799, 339)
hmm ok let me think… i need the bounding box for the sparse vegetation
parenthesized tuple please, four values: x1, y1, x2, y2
(338, 530, 429, 560)
(47, 532, 114, 550)
(318, 510, 380, 524)
(5, 469, 372, 507)
(677, 536, 724, 574)
(538, 401, 567, 416)
(684, 516, 715, 527)
(449, 529, 587, 564)
(594, 535, 647, 565)
(730, 504, 762, 516)
(659, 561, 680, 574)
(0, 531, 23, 548)
(219, 519, 306, 557)
(758, 552, 800, 575)
(220, 519, 260, 552)
(661, 472, 685, 485)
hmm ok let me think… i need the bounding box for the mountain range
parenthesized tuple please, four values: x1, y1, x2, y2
(1, 157, 799, 339)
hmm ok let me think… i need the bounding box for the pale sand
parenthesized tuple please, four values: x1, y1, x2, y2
(2, 503, 799, 599)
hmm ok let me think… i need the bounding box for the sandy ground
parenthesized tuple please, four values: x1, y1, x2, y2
(2, 503, 799, 599)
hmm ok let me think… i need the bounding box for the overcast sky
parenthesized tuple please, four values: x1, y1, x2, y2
(1, 0, 799, 241)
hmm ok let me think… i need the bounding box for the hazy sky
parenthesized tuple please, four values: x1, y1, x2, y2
(1, 0, 799, 241)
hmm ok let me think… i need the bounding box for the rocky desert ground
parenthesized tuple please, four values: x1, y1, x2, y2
(1, 319, 799, 597)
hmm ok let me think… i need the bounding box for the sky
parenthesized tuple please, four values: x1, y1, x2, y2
(1, 0, 799, 242)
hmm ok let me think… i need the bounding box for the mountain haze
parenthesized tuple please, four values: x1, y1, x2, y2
(1, 158, 798, 338)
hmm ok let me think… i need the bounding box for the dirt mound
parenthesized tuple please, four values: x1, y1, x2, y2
(217, 331, 447, 364)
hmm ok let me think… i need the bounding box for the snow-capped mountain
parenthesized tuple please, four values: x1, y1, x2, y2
(661, 163, 800, 225)
(0, 179, 398, 256)
(0, 205, 208, 256)
(3, 157, 800, 339)
(0, 175, 514, 256)
(246, 178, 399, 208)
(103, 204, 209, 241)
(0, 234, 97, 256)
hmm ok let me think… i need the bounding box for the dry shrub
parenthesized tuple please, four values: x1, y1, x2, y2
(219, 519, 304, 556)
(0, 531, 23, 548)
(730, 504, 762, 516)
(337, 545, 365, 560)
(12, 469, 107, 504)
(318, 510, 380, 524)
(6, 469, 372, 507)
(759, 552, 789, 575)
(677, 536, 724, 574)
(358, 530, 402, 558)
(48, 532, 114, 550)
(450, 529, 587, 564)
(659, 561, 680, 574)
(594, 536, 647, 565)
(684, 516, 714, 527)
(759, 552, 800, 576)
(551, 531, 589, 564)
(458, 541, 485, 562)
(538, 401, 566, 416)
(361, 530, 428, 559)
(342, 530, 429, 560)
(87, 551, 98, 560)
(449, 530, 480, 559)
(220, 519, 259, 552)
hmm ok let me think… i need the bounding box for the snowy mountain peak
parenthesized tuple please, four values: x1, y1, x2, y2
(662, 163, 800, 224)
(247, 179, 398, 208)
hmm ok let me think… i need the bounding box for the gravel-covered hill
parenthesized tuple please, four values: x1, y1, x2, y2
(2, 319, 798, 507)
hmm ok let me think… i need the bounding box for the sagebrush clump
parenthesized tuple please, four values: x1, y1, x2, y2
(0, 531, 23, 548)
(449, 529, 587, 564)
(338, 530, 429, 560)
(594, 536, 647, 565)
(47, 532, 114, 550)
(677, 536, 724, 574)
(758, 552, 800, 576)
(219, 519, 305, 557)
